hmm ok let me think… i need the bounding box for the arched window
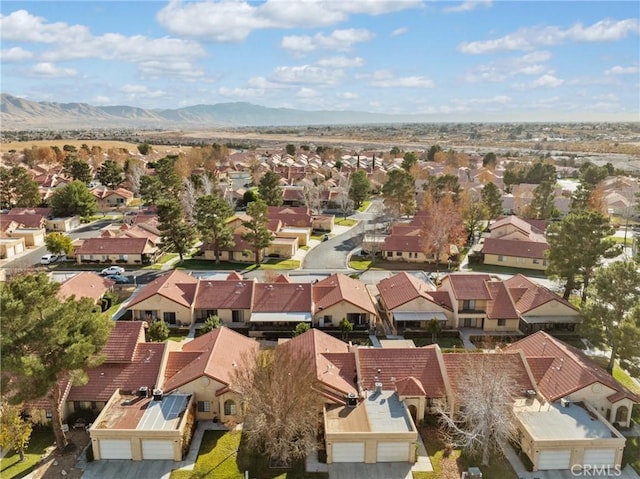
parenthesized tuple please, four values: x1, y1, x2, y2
(224, 399, 236, 416)
(615, 405, 629, 424)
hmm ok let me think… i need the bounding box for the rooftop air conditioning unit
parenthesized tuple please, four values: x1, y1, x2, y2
(152, 389, 163, 401)
(374, 382, 383, 394)
(560, 397, 570, 408)
(347, 393, 358, 407)
(138, 386, 149, 397)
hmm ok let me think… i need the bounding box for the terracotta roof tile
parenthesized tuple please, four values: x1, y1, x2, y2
(490, 216, 545, 236)
(505, 331, 640, 403)
(505, 274, 579, 314)
(396, 376, 426, 396)
(194, 278, 254, 310)
(525, 356, 555, 384)
(357, 345, 446, 398)
(442, 273, 493, 300)
(56, 272, 114, 303)
(252, 282, 312, 313)
(313, 273, 377, 316)
(378, 272, 447, 311)
(162, 327, 259, 392)
(101, 321, 146, 363)
(443, 351, 535, 398)
(482, 238, 548, 259)
(486, 282, 519, 319)
(0, 213, 46, 228)
(76, 237, 155, 255)
(127, 270, 198, 309)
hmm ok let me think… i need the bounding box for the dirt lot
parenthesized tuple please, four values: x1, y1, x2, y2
(32, 429, 90, 479)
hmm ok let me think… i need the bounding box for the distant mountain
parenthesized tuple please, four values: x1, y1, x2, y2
(0, 94, 427, 129)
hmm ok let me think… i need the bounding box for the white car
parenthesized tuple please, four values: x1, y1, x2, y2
(101, 266, 125, 276)
(40, 253, 58, 265)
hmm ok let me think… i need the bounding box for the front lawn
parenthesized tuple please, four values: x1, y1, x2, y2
(260, 259, 300, 270)
(466, 263, 547, 278)
(176, 259, 257, 271)
(356, 201, 371, 212)
(0, 428, 54, 479)
(348, 255, 383, 271)
(170, 430, 328, 479)
(335, 218, 358, 227)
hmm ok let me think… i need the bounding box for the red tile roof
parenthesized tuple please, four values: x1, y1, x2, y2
(162, 327, 259, 392)
(442, 273, 493, 300)
(504, 331, 640, 403)
(485, 282, 519, 319)
(57, 272, 114, 303)
(378, 272, 450, 311)
(357, 345, 447, 398)
(281, 328, 357, 396)
(252, 282, 312, 313)
(8, 207, 52, 217)
(101, 321, 146, 363)
(194, 278, 254, 310)
(504, 274, 578, 314)
(482, 238, 548, 259)
(490, 215, 545, 236)
(0, 213, 46, 229)
(76, 237, 155, 255)
(443, 351, 536, 398)
(127, 270, 198, 309)
(396, 376, 426, 396)
(313, 273, 377, 315)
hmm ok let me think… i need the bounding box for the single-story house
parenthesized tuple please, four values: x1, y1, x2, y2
(56, 272, 115, 305)
(312, 273, 377, 328)
(45, 216, 80, 232)
(0, 236, 25, 259)
(193, 272, 254, 326)
(75, 237, 158, 265)
(250, 278, 313, 326)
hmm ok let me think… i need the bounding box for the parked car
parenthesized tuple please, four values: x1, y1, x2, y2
(40, 253, 58, 265)
(106, 274, 130, 284)
(101, 266, 125, 276)
(323, 234, 330, 241)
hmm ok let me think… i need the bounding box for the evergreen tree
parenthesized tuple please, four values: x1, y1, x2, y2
(96, 159, 124, 190)
(50, 180, 97, 217)
(481, 182, 504, 220)
(194, 194, 235, 264)
(258, 171, 283, 206)
(157, 199, 197, 262)
(242, 199, 273, 265)
(382, 169, 416, 217)
(349, 170, 371, 209)
(0, 166, 41, 209)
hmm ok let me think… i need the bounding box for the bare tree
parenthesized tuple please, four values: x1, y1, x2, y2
(125, 160, 145, 195)
(436, 354, 521, 466)
(180, 177, 197, 222)
(335, 174, 354, 217)
(200, 173, 214, 197)
(233, 345, 323, 465)
(302, 183, 322, 215)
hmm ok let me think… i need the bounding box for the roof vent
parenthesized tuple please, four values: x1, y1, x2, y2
(138, 386, 149, 397)
(347, 393, 358, 407)
(374, 382, 383, 394)
(153, 389, 163, 401)
(560, 397, 570, 408)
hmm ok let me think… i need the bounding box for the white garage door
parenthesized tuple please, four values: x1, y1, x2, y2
(332, 442, 365, 462)
(142, 440, 174, 460)
(99, 439, 132, 460)
(538, 450, 571, 470)
(377, 442, 410, 462)
(584, 449, 616, 468)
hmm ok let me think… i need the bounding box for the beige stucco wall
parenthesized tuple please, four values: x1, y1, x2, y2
(313, 216, 335, 232)
(0, 238, 24, 259)
(566, 384, 635, 427)
(490, 225, 530, 240)
(527, 300, 579, 317)
(9, 229, 45, 247)
(277, 228, 310, 246)
(129, 295, 194, 326)
(78, 253, 143, 264)
(391, 296, 455, 329)
(483, 318, 520, 332)
(325, 431, 417, 464)
(484, 253, 547, 271)
(194, 308, 249, 326)
(214, 250, 256, 263)
(169, 377, 241, 424)
(314, 302, 375, 327)
(266, 240, 297, 258)
(46, 216, 80, 232)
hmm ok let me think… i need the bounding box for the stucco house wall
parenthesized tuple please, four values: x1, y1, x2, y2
(484, 253, 547, 271)
(129, 296, 194, 326)
(314, 302, 374, 328)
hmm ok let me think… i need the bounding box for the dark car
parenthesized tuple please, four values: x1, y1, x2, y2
(106, 274, 130, 284)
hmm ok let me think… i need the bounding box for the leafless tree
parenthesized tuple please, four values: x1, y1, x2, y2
(125, 160, 145, 195)
(335, 174, 354, 217)
(435, 354, 521, 466)
(200, 173, 214, 196)
(233, 345, 323, 465)
(181, 177, 197, 222)
(302, 183, 322, 215)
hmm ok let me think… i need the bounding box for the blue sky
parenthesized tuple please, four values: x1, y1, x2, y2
(1, 1, 639, 121)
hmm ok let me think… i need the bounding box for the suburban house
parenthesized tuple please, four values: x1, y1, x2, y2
(75, 237, 158, 265)
(46, 215, 81, 232)
(0, 235, 24, 259)
(250, 277, 313, 326)
(193, 272, 254, 326)
(56, 272, 115, 306)
(377, 272, 454, 330)
(312, 273, 378, 328)
(0, 210, 47, 247)
(478, 216, 549, 271)
(506, 331, 638, 471)
(126, 270, 198, 325)
(438, 273, 521, 332)
(92, 187, 134, 209)
(504, 274, 581, 333)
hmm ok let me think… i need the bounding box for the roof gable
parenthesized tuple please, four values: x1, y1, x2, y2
(252, 282, 312, 313)
(57, 272, 114, 302)
(313, 273, 376, 315)
(127, 270, 198, 309)
(377, 272, 444, 311)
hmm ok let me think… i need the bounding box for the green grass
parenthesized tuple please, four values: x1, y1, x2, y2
(612, 363, 640, 394)
(411, 337, 464, 348)
(0, 428, 54, 479)
(167, 328, 191, 342)
(300, 245, 310, 251)
(348, 255, 384, 271)
(335, 218, 358, 227)
(356, 201, 371, 212)
(158, 253, 179, 264)
(170, 430, 328, 479)
(466, 262, 548, 277)
(176, 259, 257, 271)
(608, 236, 634, 246)
(260, 259, 300, 270)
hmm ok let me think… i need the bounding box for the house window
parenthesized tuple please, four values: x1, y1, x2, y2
(323, 315, 332, 325)
(46, 410, 53, 419)
(498, 255, 505, 262)
(232, 310, 244, 322)
(396, 251, 402, 256)
(462, 300, 476, 311)
(224, 400, 237, 415)
(197, 401, 211, 412)
(164, 312, 177, 324)
(497, 319, 506, 326)
(532, 258, 539, 264)
(387, 252, 392, 257)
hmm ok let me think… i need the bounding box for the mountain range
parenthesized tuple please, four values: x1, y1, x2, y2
(1, 93, 431, 129)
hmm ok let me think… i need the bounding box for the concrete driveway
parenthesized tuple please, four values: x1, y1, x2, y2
(328, 462, 414, 479)
(81, 459, 177, 479)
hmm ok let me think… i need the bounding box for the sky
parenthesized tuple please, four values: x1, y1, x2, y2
(1, 0, 639, 121)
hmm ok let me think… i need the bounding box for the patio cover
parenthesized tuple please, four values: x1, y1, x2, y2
(520, 315, 581, 324)
(393, 311, 448, 322)
(250, 312, 312, 322)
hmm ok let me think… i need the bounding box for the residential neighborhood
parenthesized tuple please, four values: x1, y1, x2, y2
(1, 132, 640, 479)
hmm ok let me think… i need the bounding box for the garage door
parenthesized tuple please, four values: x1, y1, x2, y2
(377, 442, 410, 462)
(142, 440, 174, 460)
(584, 449, 616, 468)
(332, 442, 365, 462)
(538, 450, 571, 470)
(99, 439, 132, 460)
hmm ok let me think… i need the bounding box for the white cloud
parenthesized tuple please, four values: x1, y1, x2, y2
(281, 29, 375, 55)
(532, 74, 564, 88)
(366, 70, 434, 88)
(296, 87, 319, 98)
(218, 86, 265, 98)
(0, 46, 33, 62)
(337, 91, 359, 99)
(316, 56, 364, 68)
(391, 27, 408, 37)
(247, 76, 288, 89)
(138, 61, 206, 80)
(92, 95, 111, 104)
(157, 0, 421, 41)
(28, 62, 77, 78)
(605, 65, 639, 75)
(1, 9, 90, 43)
(459, 18, 640, 54)
(269, 65, 342, 85)
(445, 0, 492, 13)
(120, 84, 166, 99)
(462, 51, 552, 83)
